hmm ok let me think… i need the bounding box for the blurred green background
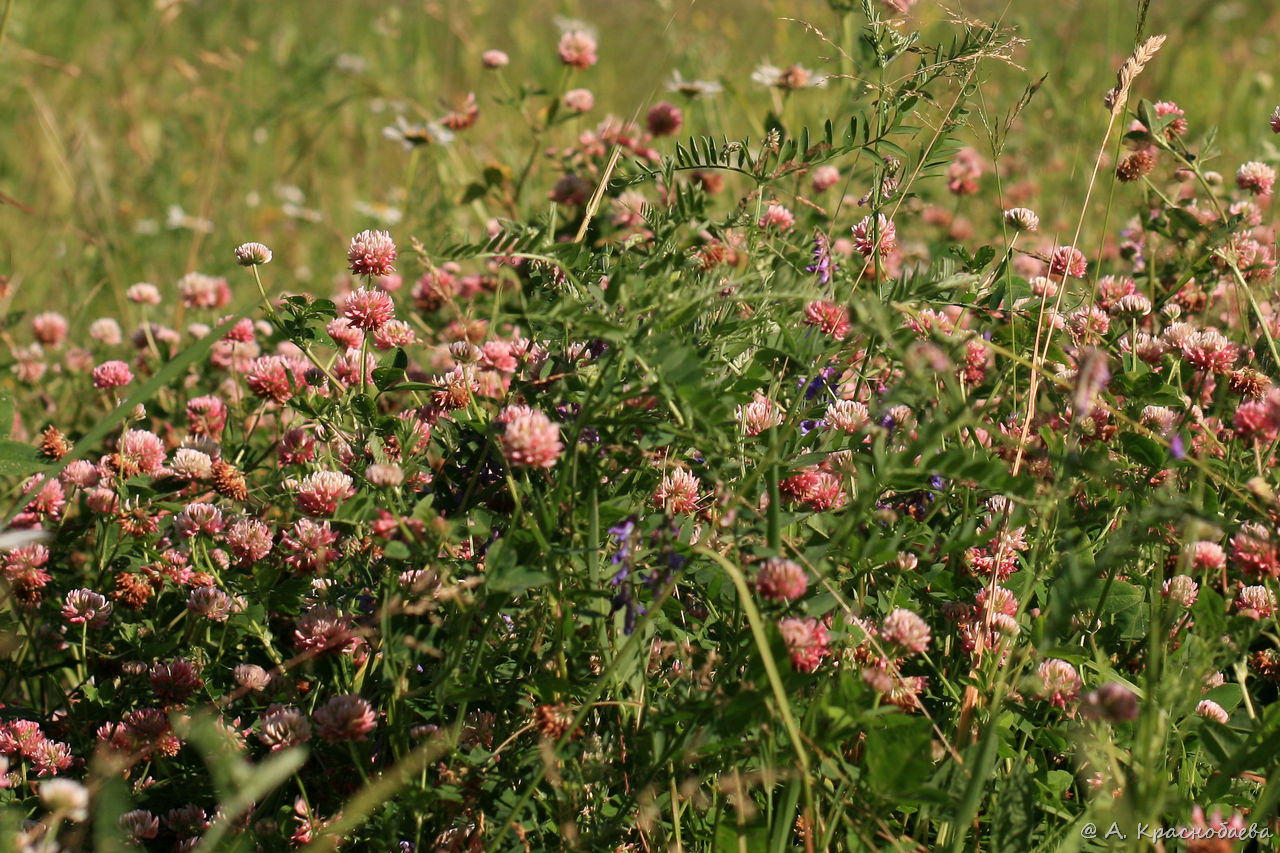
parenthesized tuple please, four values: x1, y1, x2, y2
(2, 0, 1278, 323)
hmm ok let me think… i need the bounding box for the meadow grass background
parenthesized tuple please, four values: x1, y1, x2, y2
(4, 0, 1280, 327)
(2, 2, 1280, 849)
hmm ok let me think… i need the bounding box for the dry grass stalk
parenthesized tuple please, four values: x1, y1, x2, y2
(1103, 34, 1167, 116)
(1014, 33, 1168, 477)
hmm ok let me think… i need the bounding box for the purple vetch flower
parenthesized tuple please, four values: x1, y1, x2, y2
(798, 367, 837, 401)
(806, 230, 839, 286)
(608, 517, 643, 633)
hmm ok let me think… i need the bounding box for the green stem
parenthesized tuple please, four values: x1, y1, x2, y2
(695, 548, 816, 840)
(0, 0, 15, 60)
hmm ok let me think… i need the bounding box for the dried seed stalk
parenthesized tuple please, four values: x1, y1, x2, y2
(1104, 34, 1167, 116)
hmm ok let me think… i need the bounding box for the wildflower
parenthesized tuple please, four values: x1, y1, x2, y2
(170, 447, 213, 481)
(1049, 246, 1088, 278)
(481, 49, 509, 68)
(1151, 100, 1187, 137)
(40, 778, 89, 821)
(1230, 367, 1271, 398)
(1037, 659, 1081, 707)
(89, 317, 123, 346)
(40, 426, 72, 460)
(752, 202, 794, 233)
(825, 399, 869, 433)
(1236, 161, 1276, 196)
(811, 165, 840, 193)
(735, 395, 782, 436)
(178, 272, 231, 310)
(226, 517, 272, 563)
(293, 605, 354, 653)
(534, 703, 581, 740)
(150, 658, 203, 705)
(235, 664, 273, 692)
(881, 608, 931, 654)
(342, 287, 396, 331)
(119, 810, 160, 842)
(347, 230, 397, 279)
(549, 174, 593, 206)
(563, 88, 594, 113)
(778, 617, 829, 673)
(1180, 328, 1238, 374)
(752, 63, 824, 90)
(1080, 683, 1140, 722)
(1111, 293, 1152, 319)
(234, 242, 272, 266)
(1235, 584, 1277, 619)
(1116, 150, 1155, 182)
(187, 395, 228, 437)
(654, 468, 701, 514)
(117, 429, 166, 477)
(1234, 399, 1279, 442)
(187, 587, 235, 622)
(176, 503, 226, 540)
(558, 30, 598, 69)
(126, 282, 162, 305)
(382, 116, 454, 151)
(32, 313, 68, 347)
(245, 355, 296, 403)
(111, 572, 154, 610)
(947, 147, 984, 195)
(646, 102, 682, 136)
(1185, 542, 1226, 573)
(61, 589, 112, 628)
(211, 459, 249, 501)
(295, 471, 356, 516)
(89, 358, 132, 390)
(258, 705, 312, 750)
(803, 300, 850, 340)
(851, 214, 897, 257)
(1195, 699, 1229, 724)
(754, 558, 807, 601)
(313, 694, 377, 741)
(1158, 575, 1199, 610)
(412, 268, 457, 312)
(440, 92, 479, 131)
(1182, 806, 1246, 851)
(779, 468, 845, 511)
(1224, 231, 1277, 282)
(365, 463, 404, 488)
(806, 231, 839, 285)
(666, 70, 722, 97)
(1003, 207, 1039, 232)
(497, 406, 564, 469)
(1271, 106, 1280, 133)
(280, 518, 340, 574)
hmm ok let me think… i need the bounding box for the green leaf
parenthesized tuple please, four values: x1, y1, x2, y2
(864, 714, 933, 800)
(0, 392, 14, 438)
(992, 760, 1037, 852)
(373, 366, 406, 392)
(1119, 432, 1164, 468)
(459, 182, 488, 204)
(487, 565, 551, 595)
(0, 439, 49, 477)
(383, 540, 411, 561)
